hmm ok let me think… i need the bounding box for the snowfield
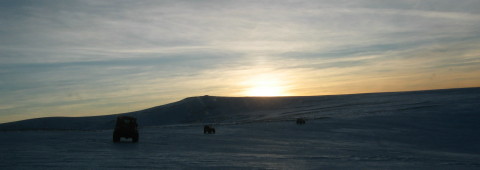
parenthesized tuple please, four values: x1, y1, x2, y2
(1, 88, 479, 169)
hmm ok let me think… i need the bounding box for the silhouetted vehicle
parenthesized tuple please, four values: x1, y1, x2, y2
(113, 116, 139, 142)
(204, 125, 215, 134)
(296, 118, 306, 125)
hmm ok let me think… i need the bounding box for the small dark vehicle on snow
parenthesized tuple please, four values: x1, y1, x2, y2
(296, 118, 306, 125)
(113, 116, 139, 143)
(204, 125, 215, 134)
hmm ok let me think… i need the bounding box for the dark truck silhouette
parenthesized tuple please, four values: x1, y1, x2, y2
(113, 116, 139, 143)
(204, 125, 215, 134)
(296, 118, 306, 125)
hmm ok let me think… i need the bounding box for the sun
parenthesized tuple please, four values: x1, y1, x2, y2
(245, 86, 284, 96)
(243, 75, 289, 96)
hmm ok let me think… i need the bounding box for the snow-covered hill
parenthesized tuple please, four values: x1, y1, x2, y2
(1, 87, 479, 169)
(1, 87, 479, 131)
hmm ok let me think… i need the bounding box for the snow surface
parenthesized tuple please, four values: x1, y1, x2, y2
(1, 87, 479, 169)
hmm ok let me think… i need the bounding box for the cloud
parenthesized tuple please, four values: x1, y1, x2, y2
(1, 0, 480, 123)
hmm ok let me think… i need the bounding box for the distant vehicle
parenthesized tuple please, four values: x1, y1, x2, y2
(113, 116, 139, 143)
(296, 118, 306, 125)
(204, 125, 215, 134)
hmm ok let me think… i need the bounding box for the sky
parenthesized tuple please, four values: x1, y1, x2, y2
(1, 0, 480, 123)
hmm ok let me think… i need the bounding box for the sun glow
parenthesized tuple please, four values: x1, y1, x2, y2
(243, 74, 289, 96)
(246, 86, 285, 96)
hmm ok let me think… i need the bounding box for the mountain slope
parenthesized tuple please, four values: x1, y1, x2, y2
(1, 87, 479, 131)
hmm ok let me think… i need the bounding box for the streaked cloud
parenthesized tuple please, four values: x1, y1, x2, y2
(1, 0, 480, 123)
